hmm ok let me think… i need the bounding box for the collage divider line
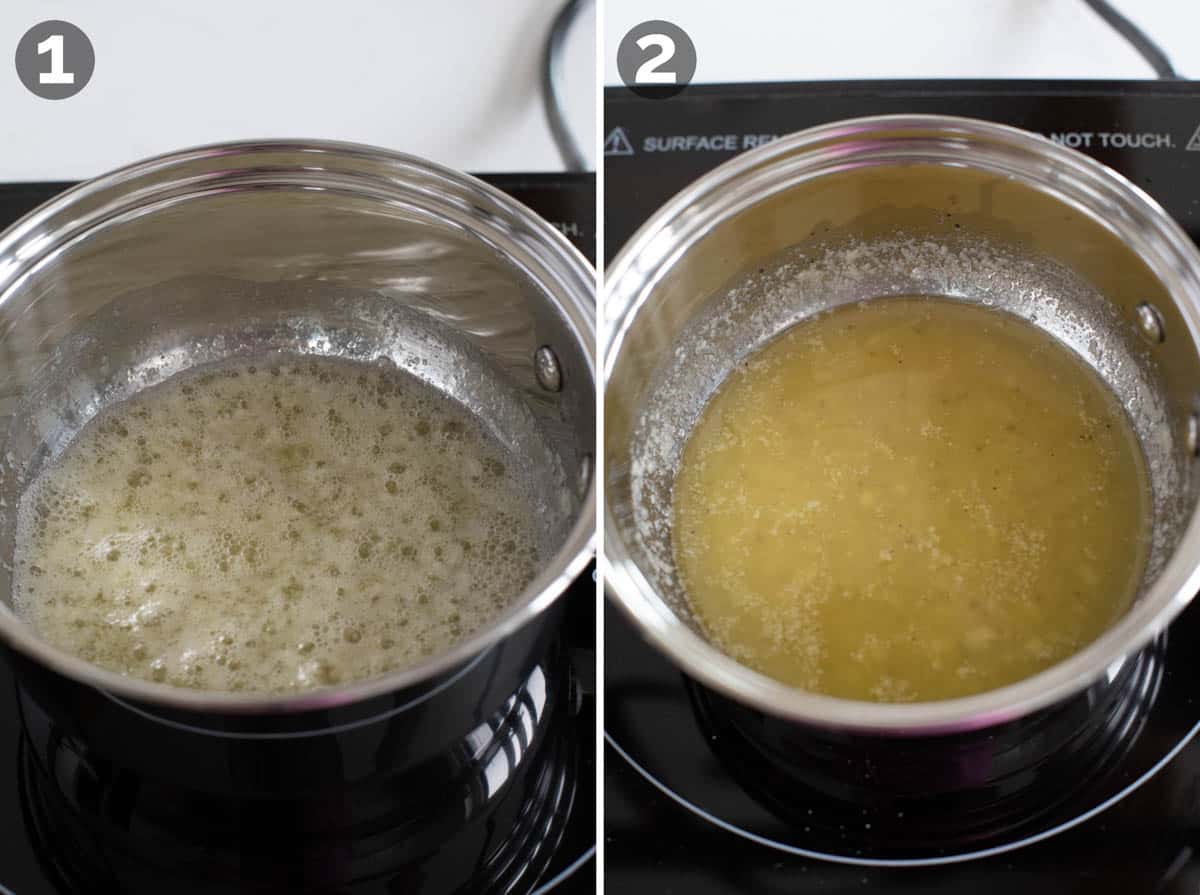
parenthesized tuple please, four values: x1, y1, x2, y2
(592, 0, 606, 888)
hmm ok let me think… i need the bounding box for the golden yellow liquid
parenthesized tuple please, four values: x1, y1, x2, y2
(672, 298, 1150, 702)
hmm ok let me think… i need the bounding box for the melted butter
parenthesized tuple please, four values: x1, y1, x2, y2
(672, 297, 1150, 703)
(14, 355, 539, 693)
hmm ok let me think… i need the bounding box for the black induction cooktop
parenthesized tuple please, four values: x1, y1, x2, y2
(604, 79, 1200, 893)
(604, 79, 1200, 262)
(0, 173, 596, 895)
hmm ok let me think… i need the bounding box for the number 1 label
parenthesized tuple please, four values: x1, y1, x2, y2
(37, 34, 75, 85)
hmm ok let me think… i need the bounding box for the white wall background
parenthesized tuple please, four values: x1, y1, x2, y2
(604, 0, 1200, 84)
(6, 2, 1198, 182)
(0, 0, 595, 182)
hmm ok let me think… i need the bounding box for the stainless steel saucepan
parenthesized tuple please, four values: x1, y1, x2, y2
(604, 114, 1200, 736)
(0, 142, 594, 807)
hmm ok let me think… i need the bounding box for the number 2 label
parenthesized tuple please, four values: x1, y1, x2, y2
(635, 34, 677, 85)
(618, 20, 695, 98)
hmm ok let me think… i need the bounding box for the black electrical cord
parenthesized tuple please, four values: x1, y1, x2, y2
(542, 0, 590, 172)
(1082, 0, 1179, 80)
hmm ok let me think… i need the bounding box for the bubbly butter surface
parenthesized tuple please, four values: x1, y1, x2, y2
(14, 355, 539, 692)
(672, 298, 1150, 702)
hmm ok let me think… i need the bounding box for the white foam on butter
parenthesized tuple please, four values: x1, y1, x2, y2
(13, 355, 540, 693)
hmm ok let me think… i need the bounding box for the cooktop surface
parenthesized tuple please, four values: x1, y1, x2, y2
(604, 79, 1200, 893)
(0, 174, 595, 895)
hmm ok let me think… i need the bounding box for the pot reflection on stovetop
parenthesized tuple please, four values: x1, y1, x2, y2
(606, 594, 1200, 887)
(687, 633, 1163, 859)
(16, 641, 578, 894)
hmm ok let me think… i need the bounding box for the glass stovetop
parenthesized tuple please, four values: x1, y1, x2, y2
(0, 173, 596, 895)
(603, 79, 1200, 894)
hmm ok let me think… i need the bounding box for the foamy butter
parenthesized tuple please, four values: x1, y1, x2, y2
(13, 356, 540, 692)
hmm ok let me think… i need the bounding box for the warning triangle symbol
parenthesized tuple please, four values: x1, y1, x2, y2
(1188, 123, 1200, 151)
(604, 126, 635, 156)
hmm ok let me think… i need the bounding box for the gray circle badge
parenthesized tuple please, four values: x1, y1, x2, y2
(617, 20, 696, 99)
(15, 20, 94, 100)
